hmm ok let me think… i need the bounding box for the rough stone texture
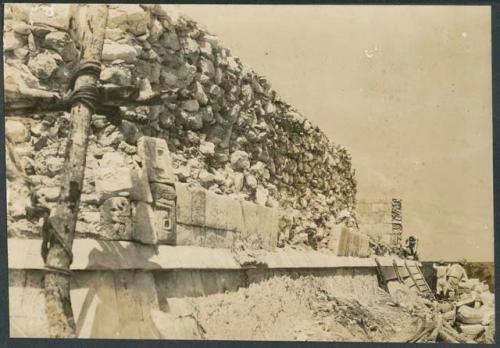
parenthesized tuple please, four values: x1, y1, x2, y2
(357, 199, 402, 252)
(138, 136, 176, 184)
(4, 4, 357, 251)
(174, 183, 279, 249)
(132, 202, 158, 244)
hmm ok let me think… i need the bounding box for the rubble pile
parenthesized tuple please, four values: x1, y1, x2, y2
(164, 275, 419, 342)
(4, 4, 357, 249)
(388, 277, 495, 343)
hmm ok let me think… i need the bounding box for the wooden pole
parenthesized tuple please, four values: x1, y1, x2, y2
(43, 4, 108, 338)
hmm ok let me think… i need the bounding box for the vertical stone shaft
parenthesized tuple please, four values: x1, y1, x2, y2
(44, 4, 108, 338)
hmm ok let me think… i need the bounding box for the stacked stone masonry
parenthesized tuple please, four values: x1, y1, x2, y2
(4, 4, 357, 251)
(357, 199, 403, 249)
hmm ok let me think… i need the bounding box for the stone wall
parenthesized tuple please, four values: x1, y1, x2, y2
(357, 198, 402, 249)
(4, 4, 357, 250)
(9, 267, 380, 338)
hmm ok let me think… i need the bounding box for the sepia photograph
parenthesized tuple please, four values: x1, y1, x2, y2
(2, 2, 495, 343)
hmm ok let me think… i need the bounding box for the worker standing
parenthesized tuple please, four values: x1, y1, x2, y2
(446, 258, 469, 297)
(433, 260, 450, 299)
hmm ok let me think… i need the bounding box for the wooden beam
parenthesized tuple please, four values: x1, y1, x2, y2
(43, 4, 108, 338)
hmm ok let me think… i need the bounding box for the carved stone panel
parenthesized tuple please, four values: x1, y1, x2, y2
(100, 197, 132, 240)
(150, 183, 177, 244)
(137, 136, 175, 184)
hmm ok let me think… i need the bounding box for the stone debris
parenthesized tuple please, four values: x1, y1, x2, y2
(168, 274, 418, 342)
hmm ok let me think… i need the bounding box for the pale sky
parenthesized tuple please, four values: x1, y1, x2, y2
(170, 5, 493, 262)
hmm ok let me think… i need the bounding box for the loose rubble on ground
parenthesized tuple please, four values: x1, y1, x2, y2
(150, 264, 494, 343)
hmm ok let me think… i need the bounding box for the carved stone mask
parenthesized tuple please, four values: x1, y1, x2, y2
(100, 197, 130, 224)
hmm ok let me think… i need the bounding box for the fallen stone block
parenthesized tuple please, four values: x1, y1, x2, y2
(459, 324, 485, 337)
(6, 120, 30, 144)
(443, 309, 456, 322)
(457, 305, 484, 325)
(4, 31, 25, 51)
(137, 136, 175, 184)
(132, 202, 158, 245)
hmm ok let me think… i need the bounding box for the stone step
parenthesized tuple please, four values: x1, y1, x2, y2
(7, 238, 419, 271)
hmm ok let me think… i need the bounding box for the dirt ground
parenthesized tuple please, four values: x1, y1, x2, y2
(157, 275, 424, 342)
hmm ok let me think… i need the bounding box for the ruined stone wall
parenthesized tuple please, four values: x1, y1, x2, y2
(9, 267, 380, 338)
(357, 199, 402, 249)
(4, 4, 357, 249)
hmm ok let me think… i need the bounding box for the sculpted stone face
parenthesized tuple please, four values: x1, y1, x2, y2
(137, 136, 175, 184)
(100, 197, 132, 239)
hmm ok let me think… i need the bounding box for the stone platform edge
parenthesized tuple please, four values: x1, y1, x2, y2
(7, 238, 418, 270)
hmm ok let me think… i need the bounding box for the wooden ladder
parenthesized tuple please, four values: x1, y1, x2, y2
(392, 259, 404, 283)
(404, 260, 434, 299)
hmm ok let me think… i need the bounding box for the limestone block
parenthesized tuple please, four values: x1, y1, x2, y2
(190, 186, 206, 226)
(6, 120, 30, 143)
(241, 201, 279, 250)
(150, 184, 176, 244)
(176, 224, 204, 246)
(161, 31, 181, 50)
(4, 31, 25, 51)
(100, 197, 133, 240)
(95, 166, 133, 202)
(174, 183, 192, 225)
(155, 209, 176, 245)
(100, 65, 132, 86)
(43, 31, 78, 62)
(122, 4, 150, 36)
(150, 183, 177, 206)
(26, 4, 71, 29)
(230, 150, 250, 171)
(175, 184, 206, 227)
(130, 164, 153, 203)
(334, 224, 349, 257)
(205, 191, 245, 232)
(7, 179, 31, 219)
(102, 42, 138, 63)
(137, 136, 175, 184)
(459, 324, 485, 337)
(204, 228, 236, 248)
(132, 202, 158, 244)
(27, 52, 58, 80)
